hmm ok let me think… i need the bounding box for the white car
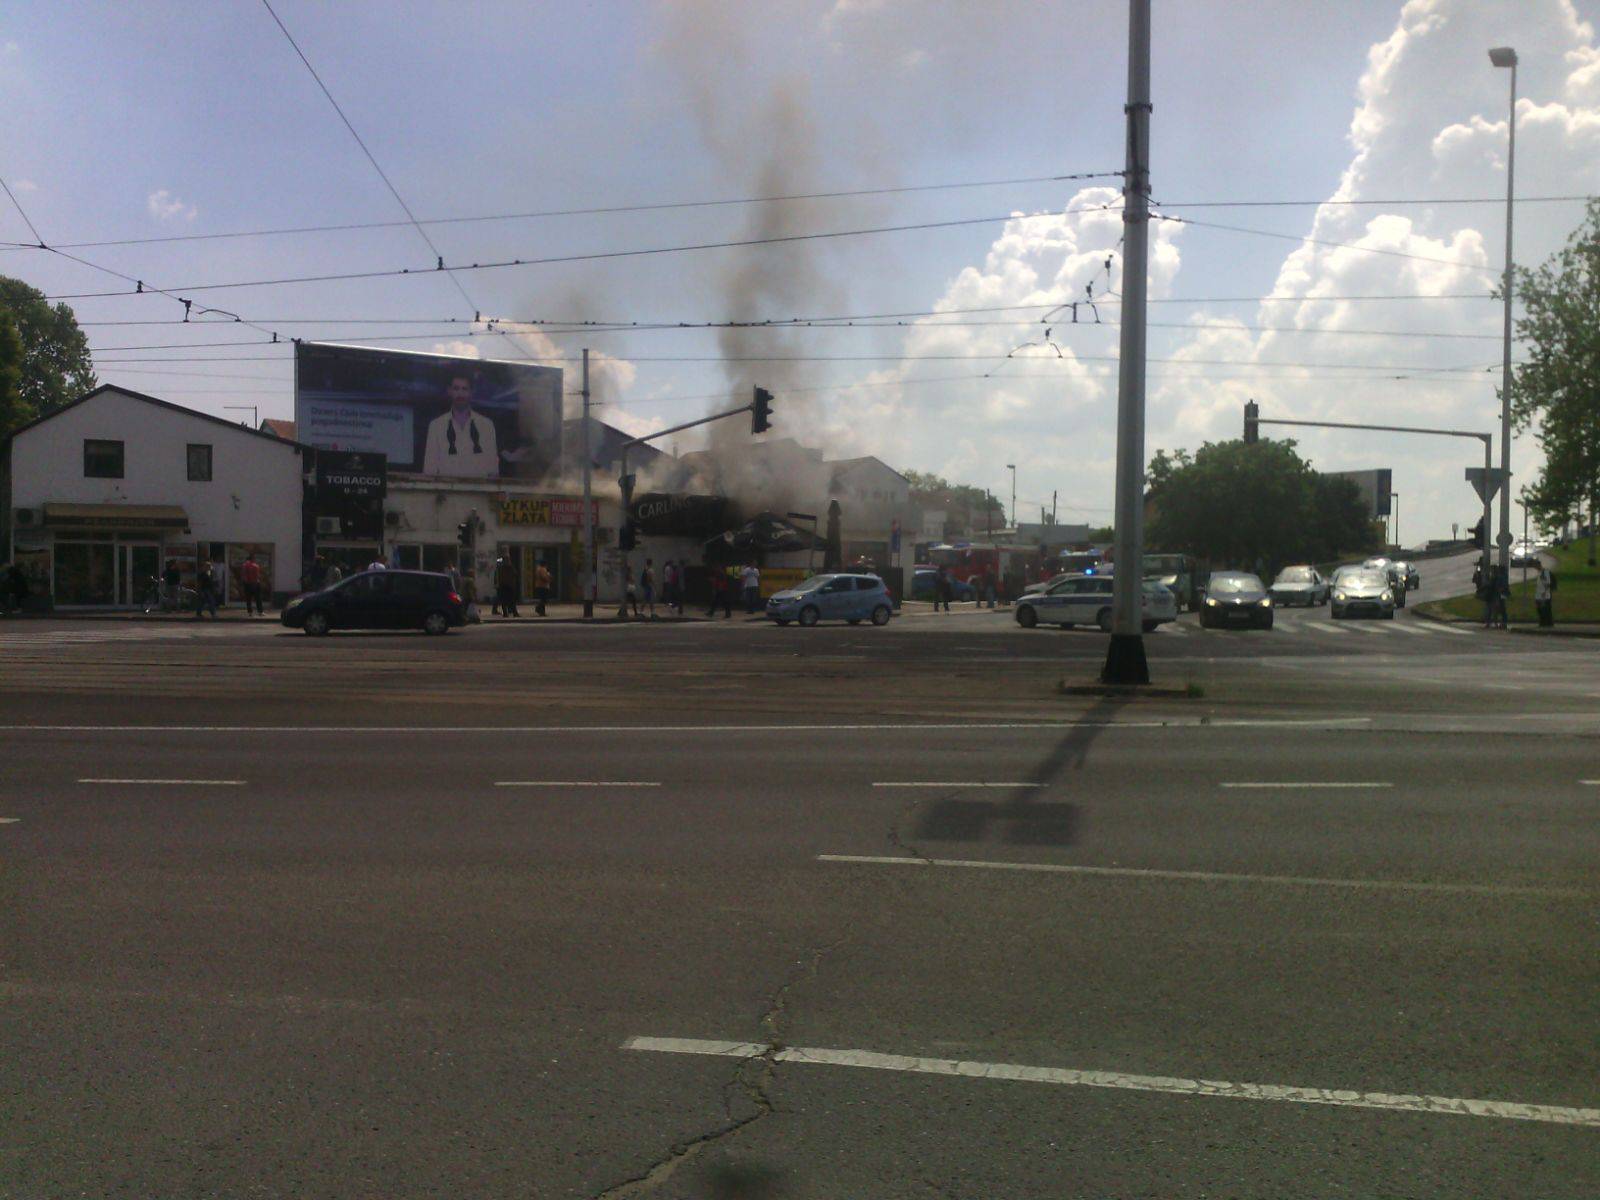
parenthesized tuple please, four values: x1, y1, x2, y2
(1014, 573, 1177, 632)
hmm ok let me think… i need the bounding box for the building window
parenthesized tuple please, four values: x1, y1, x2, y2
(187, 443, 213, 482)
(83, 439, 124, 479)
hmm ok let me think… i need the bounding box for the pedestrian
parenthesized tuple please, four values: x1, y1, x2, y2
(326, 561, 344, 586)
(308, 554, 328, 592)
(194, 559, 218, 619)
(741, 562, 761, 614)
(708, 565, 732, 618)
(662, 559, 679, 615)
(490, 556, 504, 615)
(673, 559, 686, 614)
(162, 559, 182, 609)
(367, 558, 387, 572)
(1492, 564, 1511, 629)
(461, 571, 482, 623)
(495, 555, 520, 618)
(642, 557, 657, 619)
(533, 558, 551, 617)
(984, 568, 997, 609)
(1535, 562, 1556, 627)
(506, 555, 521, 618)
(239, 552, 265, 617)
(1474, 562, 1492, 628)
(935, 565, 951, 612)
(624, 563, 641, 618)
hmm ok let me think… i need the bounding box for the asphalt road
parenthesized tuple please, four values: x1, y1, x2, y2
(2, 554, 1596, 1199)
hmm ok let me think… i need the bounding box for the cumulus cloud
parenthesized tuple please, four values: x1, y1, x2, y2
(146, 189, 196, 223)
(12, 178, 35, 193)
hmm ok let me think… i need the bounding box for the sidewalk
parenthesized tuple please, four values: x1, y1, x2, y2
(1411, 604, 1600, 639)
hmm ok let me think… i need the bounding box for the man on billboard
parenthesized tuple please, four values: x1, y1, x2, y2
(422, 372, 500, 477)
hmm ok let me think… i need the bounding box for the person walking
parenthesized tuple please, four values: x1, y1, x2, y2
(326, 561, 344, 586)
(239, 552, 265, 617)
(533, 559, 551, 617)
(934, 565, 952, 612)
(194, 559, 218, 619)
(494, 555, 520, 618)
(505, 555, 521, 618)
(708, 565, 732, 619)
(162, 559, 182, 609)
(1535, 562, 1556, 628)
(741, 562, 761, 614)
(623, 563, 641, 619)
(1491, 564, 1511, 629)
(642, 558, 657, 620)
(1474, 562, 1492, 628)
(662, 559, 679, 615)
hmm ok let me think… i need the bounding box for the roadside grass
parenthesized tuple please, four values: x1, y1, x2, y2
(1422, 543, 1600, 623)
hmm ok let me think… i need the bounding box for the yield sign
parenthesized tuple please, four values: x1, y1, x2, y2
(1465, 466, 1506, 503)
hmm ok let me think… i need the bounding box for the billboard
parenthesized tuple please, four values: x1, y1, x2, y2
(1323, 469, 1392, 519)
(295, 342, 563, 482)
(313, 449, 387, 543)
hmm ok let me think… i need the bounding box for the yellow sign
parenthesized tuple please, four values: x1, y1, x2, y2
(498, 498, 553, 526)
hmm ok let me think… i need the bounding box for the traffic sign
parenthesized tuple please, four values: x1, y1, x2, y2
(1465, 466, 1506, 503)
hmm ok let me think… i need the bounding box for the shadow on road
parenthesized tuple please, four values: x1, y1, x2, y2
(912, 695, 1124, 848)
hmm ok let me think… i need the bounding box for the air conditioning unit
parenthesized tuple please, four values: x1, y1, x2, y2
(384, 510, 401, 527)
(13, 507, 38, 527)
(315, 515, 342, 536)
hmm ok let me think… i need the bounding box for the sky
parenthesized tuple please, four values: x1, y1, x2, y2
(3, 0, 1598, 542)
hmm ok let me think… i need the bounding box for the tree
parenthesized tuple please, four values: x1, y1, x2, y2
(902, 468, 1006, 536)
(0, 307, 23, 438)
(0, 274, 97, 438)
(1145, 438, 1378, 569)
(1509, 198, 1600, 564)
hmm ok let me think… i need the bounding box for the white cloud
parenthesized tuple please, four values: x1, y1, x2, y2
(146, 189, 196, 223)
(12, 178, 35, 193)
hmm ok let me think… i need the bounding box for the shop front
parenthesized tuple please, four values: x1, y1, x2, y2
(39, 504, 189, 607)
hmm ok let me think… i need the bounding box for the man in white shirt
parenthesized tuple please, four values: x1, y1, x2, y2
(740, 563, 761, 613)
(421, 373, 500, 477)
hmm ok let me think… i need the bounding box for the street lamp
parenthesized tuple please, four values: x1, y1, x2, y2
(1490, 45, 1517, 580)
(1006, 464, 1017, 532)
(1390, 491, 1400, 552)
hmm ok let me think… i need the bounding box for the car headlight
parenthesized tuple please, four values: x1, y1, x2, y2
(1259, 598, 1272, 607)
(1334, 591, 1346, 602)
(1204, 596, 1219, 606)
(1381, 590, 1392, 602)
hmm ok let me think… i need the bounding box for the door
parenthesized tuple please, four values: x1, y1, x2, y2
(118, 544, 162, 606)
(1067, 578, 1112, 625)
(331, 572, 392, 628)
(817, 576, 854, 619)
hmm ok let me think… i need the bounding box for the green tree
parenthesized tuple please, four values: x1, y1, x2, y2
(1146, 438, 1377, 570)
(1509, 198, 1600, 564)
(0, 274, 97, 438)
(902, 468, 1006, 535)
(0, 307, 23, 438)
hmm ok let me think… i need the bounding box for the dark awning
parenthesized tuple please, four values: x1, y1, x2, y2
(42, 503, 189, 530)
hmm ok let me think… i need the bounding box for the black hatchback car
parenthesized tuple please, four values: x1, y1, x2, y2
(281, 569, 467, 636)
(1198, 571, 1274, 629)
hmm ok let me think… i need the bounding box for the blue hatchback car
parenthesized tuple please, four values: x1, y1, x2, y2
(766, 573, 894, 627)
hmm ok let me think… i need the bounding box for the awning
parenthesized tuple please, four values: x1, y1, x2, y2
(42, 503, 189, 530)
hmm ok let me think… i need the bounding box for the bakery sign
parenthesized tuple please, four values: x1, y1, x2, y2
(497, 497, 600, 527)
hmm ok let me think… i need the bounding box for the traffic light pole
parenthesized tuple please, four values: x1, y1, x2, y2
(581, 348, 596, 619)
(614, 388, 770, 619)
(1102, 0, 1152, 685)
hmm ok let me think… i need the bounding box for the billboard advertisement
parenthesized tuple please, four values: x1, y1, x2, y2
(313, 450, 387, 543)
(1323, 468, 1392, 519)
(295, 342, 563, 482)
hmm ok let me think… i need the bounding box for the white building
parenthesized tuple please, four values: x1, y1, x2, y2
(1, 384, 307, 608)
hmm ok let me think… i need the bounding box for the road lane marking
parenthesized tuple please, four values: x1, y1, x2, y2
(0, 818, 18, 824)
(1306, 622, 1351, 634)
(622, 1037, 1600, 1128)
(873, 782, 1044, 789)
(0, 719, 1375, 734)
(494, 780, 660, 788)
(76, 778, 245, 786)
(1344, 623, 1389, 634)
(1421, 622, 1473, 635)
(1220, 781, 1392, 789)
(816, 854, 1584, 898)
(1385, 622, 1430, 636)
(1582, 780, 1599, 786)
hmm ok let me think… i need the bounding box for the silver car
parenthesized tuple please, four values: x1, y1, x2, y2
(1270, 565, 1328, 606)
(1331, 568, 1396, 619)
(1015, 573, 1177, 632)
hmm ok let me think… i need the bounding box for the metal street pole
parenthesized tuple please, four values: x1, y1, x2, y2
(1007, 464, 1017, 532)
(1391, 491, 1400, 552)
(1491, 46, 1518, 580)
(581, 348, 596, 619)
(1103, 0, 1152, 685)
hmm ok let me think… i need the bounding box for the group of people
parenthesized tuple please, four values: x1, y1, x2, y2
(617, 560, 764, 620)
(489, 554, 553, 618)
(1473, 559, 1558, 628)
(931, 564, 997, 612)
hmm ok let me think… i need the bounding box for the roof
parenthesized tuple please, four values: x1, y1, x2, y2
(260, 418, 297, 440)
(827, 455, 908, 484)
(3, 384, 312, 452)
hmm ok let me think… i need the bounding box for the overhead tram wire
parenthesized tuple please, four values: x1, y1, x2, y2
(0, 169, 1124, 252)
(1149, 210, 1497, 271)
(259, 0, 481, 319)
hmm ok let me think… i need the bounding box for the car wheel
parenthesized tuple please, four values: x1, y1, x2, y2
(870, 605, 891, 626)
(423, 611, 451, 635)
(302, 611, 329, 636)
(798, 605, 820, 627)
(1016, 605, 1038, 629)
(1097, 608, 1113, 633)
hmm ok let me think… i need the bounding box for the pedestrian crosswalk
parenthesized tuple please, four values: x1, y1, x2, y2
(0, 624, 263, 649)
(1161, 617, 1479, 639)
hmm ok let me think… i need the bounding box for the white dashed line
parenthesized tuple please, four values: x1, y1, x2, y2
(1421, 622, 1473, 635)
(622, 1037, 1600, 1128)
(77, 778, 245, 786)
(0, 818, 18, 825)
(1306, 622, 1351, 634)
(493, 780, 661, 788)
(816, 854, 1582, 898)
(873, 782, 1043, 789)
(1220, 781, 1391, 790)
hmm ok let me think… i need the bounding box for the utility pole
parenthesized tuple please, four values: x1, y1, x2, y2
(1491, 46, 1518, 583)
(581, 348, 596, 619)
(1052, 490, 1058, 524)
(1007, 464, 1017, 533)
(1103, 0, 1152, 685)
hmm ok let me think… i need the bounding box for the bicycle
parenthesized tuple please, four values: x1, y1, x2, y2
(141, 577, 198, 614)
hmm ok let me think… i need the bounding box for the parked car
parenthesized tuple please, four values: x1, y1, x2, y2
(1269, 565, 1328, 607)
(1143, 553, 1201, 611)
(1014, 573, 1177, 632)
(1510, 540, 1541, 567)
(281, 569, 467, 635)
(1198, 572, 1274, 629)
(911, 569, 975, 602)
(1331, 568, 1396, 619)
(768, 573, 894, 626)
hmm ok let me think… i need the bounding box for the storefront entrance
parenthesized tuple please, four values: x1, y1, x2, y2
(119, 543, 162, 606)
(52, 538, 163, 607)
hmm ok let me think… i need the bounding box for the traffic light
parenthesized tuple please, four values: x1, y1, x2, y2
(619, 521, 637, 551)
(1243, 400, 1259, 445)
(456, 513, 475, 547)
(618, 472, 637, 551)
(752, 386, 773, 434)
(1470, 517, 1486, 548)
